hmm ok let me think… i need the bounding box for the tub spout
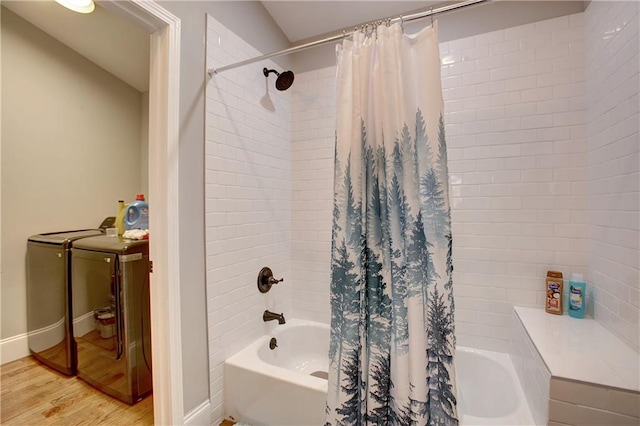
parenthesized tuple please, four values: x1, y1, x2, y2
(263, 310, 286, 324)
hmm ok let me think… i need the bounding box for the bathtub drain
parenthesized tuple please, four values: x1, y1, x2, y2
(310, 371, 328, 380)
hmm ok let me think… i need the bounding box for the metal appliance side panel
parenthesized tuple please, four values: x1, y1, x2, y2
(71, 235, 149, 255)
(27, 229, 103, 246)
(120, 252, 152, 401)
(71, 248, 134, 403)
(26, 242, 72, 375)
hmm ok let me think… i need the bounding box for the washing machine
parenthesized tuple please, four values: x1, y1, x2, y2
(71, 235, 152, 404)
(26, 229, 104, 375)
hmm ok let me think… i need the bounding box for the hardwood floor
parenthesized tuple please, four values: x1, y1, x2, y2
(1, 356, 153, 425)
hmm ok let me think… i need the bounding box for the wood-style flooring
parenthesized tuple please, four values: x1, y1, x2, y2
(1, 356, 153, 425)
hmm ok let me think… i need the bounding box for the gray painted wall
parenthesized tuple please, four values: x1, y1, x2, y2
(158, 1, 290, 417)
(1, 8, 144, 339)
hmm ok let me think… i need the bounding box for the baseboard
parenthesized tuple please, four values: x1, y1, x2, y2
(184, 399, 211, 425)
(1, 333, 29, 365)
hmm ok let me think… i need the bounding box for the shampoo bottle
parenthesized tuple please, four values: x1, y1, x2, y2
(568, 273, 586, 319)
(545, 271, 564, 315)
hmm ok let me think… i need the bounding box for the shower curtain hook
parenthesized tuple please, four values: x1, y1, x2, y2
(430, 7, 434, 26)
(400, 15, 404, 32)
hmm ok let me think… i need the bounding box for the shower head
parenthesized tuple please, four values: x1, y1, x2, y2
(263, 68, 295, 91)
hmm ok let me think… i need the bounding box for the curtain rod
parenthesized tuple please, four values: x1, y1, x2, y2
(208, 0, 492, 77)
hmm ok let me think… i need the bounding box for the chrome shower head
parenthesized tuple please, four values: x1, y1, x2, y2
(263, 68, 295, 91)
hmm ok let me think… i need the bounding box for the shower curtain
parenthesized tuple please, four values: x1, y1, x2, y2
(326, 21, 457, 425)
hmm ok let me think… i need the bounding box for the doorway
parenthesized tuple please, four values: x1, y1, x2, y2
(94, 1, 183, 423)
(0, 0, 182, 423)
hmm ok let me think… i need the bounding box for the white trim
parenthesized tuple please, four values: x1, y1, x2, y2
(97, 1, 185, 424)
(0, 333, 29, 365)
(98, 0, 166, 32)
(184, 400, 212, 425)
(2, 317, 66, 364)
(140, 2, 184, 425)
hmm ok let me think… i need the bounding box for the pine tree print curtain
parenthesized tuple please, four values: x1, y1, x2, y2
(326, 21, 458, 425)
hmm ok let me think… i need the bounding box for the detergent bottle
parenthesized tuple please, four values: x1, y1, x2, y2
(125, 194, 149, 230)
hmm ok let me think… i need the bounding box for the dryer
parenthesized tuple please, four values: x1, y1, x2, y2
(71, 235, 152, 404)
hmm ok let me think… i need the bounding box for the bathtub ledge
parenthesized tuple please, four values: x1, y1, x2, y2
(514, 306, 639, 392)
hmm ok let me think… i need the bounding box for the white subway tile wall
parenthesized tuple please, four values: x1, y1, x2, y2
(290, 13, 589, 352)
(290, 67, 337, 323)
(205, 16, 292, 423)
(549, 378, 640, 425)
(509, 311, 551, 425)
(585, 1, 640, 352)
(205, 6, 639, 421)
(446, 13, 588, 352)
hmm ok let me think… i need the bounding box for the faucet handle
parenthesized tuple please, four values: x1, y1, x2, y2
(258, 267, 284, 293)
(268, 276, 284, 285)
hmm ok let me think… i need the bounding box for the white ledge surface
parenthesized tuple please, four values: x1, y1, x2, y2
(515, 306, 639, 392)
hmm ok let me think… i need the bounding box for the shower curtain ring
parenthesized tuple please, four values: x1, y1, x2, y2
(400, 15, 404, 32)
(430, 7, 434, 26)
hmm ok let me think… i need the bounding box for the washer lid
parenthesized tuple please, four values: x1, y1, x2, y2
(28, 229, 103, 245)
(71, 234, 149, 254)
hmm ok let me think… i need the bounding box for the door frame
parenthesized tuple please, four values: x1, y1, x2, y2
(97, 1, 183, 424)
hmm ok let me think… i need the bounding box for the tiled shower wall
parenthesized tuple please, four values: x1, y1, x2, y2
(205, 15, 292, 422)
(437, 13, 587, 352)
(206, 5, 639, 422)
(291, 13, 588, 352)
(291, 67, 337, 324)
(585, 1, 639, 352)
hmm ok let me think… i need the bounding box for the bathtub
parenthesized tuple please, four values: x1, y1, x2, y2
(224, 319, 534, 425)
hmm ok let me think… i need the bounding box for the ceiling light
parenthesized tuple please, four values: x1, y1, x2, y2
(54, 0, 95, 14)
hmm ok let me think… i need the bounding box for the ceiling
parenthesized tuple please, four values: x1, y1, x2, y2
(262, 1, 442, 42)
(2, 0, 440, 92)
(3, 1, 585, 90)
(2, 0, 150, 92)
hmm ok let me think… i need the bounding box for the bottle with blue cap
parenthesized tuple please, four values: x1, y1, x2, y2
(568, 273, 586, 319)
(125, 193, 149, 230)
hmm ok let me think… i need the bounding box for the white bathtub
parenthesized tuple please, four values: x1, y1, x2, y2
(456, 348, 535, 425)
(224, 319, 534, 426)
